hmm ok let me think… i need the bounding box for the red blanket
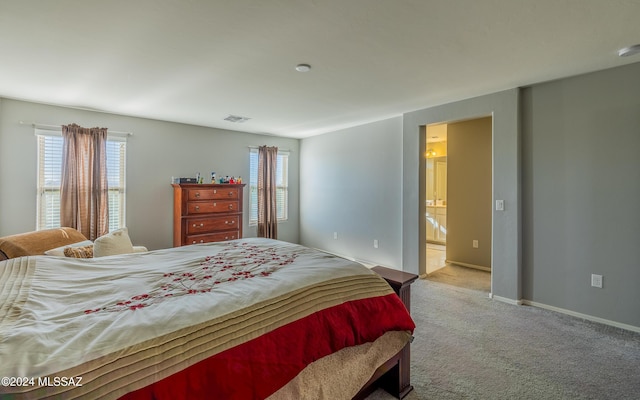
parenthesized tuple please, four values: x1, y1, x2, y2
(122, 293, 415, 400)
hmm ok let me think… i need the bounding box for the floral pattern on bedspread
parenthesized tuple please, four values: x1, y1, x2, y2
(84, 242, 297, 314)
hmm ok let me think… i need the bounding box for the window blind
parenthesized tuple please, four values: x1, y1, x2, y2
(36, 134, 63, 230)
(106, 138, 126, 232)
(248, 149, 289, 224)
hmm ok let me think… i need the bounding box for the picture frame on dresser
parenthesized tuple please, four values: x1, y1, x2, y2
(172, 183, 246, 246)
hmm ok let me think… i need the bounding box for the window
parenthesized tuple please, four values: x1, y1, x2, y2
(36, 131, 127, 232)
(249, 148, 289, 224)
(105, 138, 127, 231)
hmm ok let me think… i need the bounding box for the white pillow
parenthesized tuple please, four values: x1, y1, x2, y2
(44, 240, 94, 257)
(93, 227, 134, 257)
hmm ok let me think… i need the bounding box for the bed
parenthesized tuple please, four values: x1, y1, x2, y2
(0, 238, 415, 399)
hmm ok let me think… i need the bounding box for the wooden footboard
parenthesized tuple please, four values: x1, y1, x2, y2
(353, 266, 418, 399)
(352, 345, 407, 399)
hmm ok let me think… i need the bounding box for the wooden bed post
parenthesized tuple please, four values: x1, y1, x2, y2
(370, 266, 418, 399)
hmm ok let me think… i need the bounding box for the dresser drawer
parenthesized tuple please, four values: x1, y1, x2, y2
(187, 187, 239, 201)
(185, 216, 240, 235)
(173, 184, 245, 248)
(186, 200, 239, 214)
(185, 231, 240, 245)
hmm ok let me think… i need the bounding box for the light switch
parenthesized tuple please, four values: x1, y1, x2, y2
(496, 200, 504, 211)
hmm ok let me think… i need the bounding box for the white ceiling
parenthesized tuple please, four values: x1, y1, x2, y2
(1, 0, 639, 138)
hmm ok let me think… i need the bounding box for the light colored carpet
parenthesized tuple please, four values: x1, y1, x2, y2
(366, 271, 640, 400)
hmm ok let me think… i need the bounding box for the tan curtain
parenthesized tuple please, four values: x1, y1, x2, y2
(60, 123, 109, 240)
(257, 145, 278, 239)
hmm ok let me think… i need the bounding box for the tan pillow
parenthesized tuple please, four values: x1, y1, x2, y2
(93, 227, 134, 257)
(44, 240, 94, 256)
(63, 245, 94, 258)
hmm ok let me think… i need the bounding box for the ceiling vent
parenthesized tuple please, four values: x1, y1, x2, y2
(224, 114, 251, 123)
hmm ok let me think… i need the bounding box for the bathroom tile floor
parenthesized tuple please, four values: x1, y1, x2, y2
(426, 243, 447, 275)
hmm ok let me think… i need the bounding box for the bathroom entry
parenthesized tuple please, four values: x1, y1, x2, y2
(426, 156, 447, 244)
(425, 124, 448, 274)
(424, 117, 493, 285)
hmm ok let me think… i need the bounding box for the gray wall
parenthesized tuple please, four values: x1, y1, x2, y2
(0, 99, 299, 249)
(403, 89, 521, 302)
(300, 62, 639, 329)
(521, 62, 640, 328)
(447, 117, 492, 269)
(299, 117, 403, 268)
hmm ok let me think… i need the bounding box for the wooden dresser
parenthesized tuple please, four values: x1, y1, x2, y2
(172, 183, 245, 247)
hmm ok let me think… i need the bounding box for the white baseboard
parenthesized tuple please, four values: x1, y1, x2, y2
(490, 296, 640, 333)
(489, 293, 523, 306)
(447, 260, 491, 272)
(521, 300, 640, 334)
(309, 247, 392, 270)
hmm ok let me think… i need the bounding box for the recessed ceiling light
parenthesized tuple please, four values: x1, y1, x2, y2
(295, 64, 311, 72)
(618, 44, 640, 57)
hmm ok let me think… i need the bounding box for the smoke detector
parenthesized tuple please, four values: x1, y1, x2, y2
(224, 115, 251, 123)
(618, 44, 640, 57)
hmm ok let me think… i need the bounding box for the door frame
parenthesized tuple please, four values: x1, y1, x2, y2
(423, 118, 493, 283)
(402, 88, 522, 303)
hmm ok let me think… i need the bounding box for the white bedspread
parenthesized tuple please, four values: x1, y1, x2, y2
(0, 238, 380, 379)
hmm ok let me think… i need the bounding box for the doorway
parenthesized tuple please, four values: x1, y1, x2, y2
(425, 123, 448, 275)
(424, 117, 492, 293)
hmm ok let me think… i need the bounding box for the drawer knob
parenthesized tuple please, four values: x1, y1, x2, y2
(192, 223, 204, 227)
(228, 192, 233, 197)
(200, 240, 204, 243)
(225, 220, 235, 225)
(228, 204, 233, 209)
(214, 189, 217, 194)
(195, 205, 200, 210)
(195, 192, 200, 198)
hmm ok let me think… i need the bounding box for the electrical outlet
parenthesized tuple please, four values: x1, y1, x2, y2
(591, 274, 603, 288)
(472, 240, 479, 248)
(373, 239, 379, 249)
(333, 232, 338, 240)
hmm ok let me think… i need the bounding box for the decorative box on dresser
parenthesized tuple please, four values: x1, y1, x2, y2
(172, 184, 245, 247)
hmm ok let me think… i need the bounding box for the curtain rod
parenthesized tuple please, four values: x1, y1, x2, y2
(248, 145, 291, 152)
(20, 121, 133, 137)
